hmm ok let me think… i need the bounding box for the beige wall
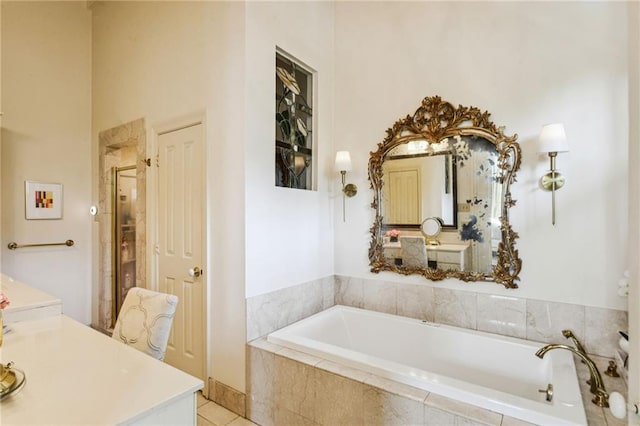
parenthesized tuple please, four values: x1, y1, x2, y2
(627, 1, 639, 420)
(0, 1, 3, 268)
(91, 0, 248, 393)
(244, 1, 335, 298)
(92, 0, 336, 393)
(334, 1, 629, 311)
(1, 1, 92, 323)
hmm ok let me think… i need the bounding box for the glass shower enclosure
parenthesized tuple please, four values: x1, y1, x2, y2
(113, 165, 137, 323)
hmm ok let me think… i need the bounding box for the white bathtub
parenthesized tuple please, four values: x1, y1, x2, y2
(268, 305, 586, 425)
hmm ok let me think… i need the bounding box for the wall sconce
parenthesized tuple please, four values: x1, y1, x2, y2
(539, 123, 569, 225)
(335, 151, 357, 222)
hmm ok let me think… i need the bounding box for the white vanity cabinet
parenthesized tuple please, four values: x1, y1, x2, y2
(0, 274, 203, 425)
(1, 273, 62, 323)
(427, 243, 470, 271)
(2, 315, 203, 425)
(382, 241, 402, 263)
(383, 241, 470, 271)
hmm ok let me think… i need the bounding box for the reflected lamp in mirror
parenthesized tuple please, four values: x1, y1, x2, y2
(335, 151, 357, 222)
(539, 123, 569, 225)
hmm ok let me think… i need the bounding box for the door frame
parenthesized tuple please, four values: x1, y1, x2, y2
(149, 111, 209, 395)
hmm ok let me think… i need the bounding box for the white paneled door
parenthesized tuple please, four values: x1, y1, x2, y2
(157, 123, 205, 383)
(385, 169, 420, 224)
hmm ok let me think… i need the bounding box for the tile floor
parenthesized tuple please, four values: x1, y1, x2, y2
(196, 392, 258, 426)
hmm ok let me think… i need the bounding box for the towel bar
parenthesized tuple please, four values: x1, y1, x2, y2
(7, 240, 74, 250)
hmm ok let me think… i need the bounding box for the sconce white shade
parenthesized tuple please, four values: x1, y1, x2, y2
(335, 151, 352, 172)
(539, 123, 569, 153)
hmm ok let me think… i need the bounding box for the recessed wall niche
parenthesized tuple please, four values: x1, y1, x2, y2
(275, 51, 314, 190)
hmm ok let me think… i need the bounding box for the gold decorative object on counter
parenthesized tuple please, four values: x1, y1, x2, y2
(0, 361, 27, 401)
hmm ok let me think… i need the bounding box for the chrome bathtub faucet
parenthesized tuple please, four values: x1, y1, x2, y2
(535, 343, 609, 408)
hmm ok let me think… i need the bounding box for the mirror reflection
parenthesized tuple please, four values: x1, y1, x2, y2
(369, 96, 521, 288)
(382, 146, 456, 227)
(421, 217, 442, 245)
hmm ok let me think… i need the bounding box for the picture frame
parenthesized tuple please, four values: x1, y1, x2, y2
(25, 181, 63, 220)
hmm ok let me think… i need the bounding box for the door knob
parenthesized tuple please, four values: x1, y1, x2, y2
(188, 267, 202, 278)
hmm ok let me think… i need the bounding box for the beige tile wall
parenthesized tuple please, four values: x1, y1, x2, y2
(246, 276, 334, 342)
(334, 275, 628, 358)
(245, 276, 628, 377)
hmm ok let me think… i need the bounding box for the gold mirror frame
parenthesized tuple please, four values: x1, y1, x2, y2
(368, 96, 522, 288)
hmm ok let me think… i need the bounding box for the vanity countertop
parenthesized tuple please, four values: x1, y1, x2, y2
(1, 315, 203, 424)
(383, 241, 470, 252)
(426, 242, 470, 252)
(1, 273, 62, 322)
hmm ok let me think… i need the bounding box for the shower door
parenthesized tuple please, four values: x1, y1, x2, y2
(113, 165, 137, 323)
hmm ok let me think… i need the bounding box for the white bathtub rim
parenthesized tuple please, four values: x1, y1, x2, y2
(267, 305, 587, 426)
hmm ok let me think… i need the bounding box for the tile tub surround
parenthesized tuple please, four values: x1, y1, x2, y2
(247, 338, 627, 426)
(268, 305, 591, 424)
(246, 276, 334, 341)
(335, 275, 628, 358)
(245, 277, 627, 424)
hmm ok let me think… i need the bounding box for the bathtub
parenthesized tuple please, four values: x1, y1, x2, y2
(267, 305, 586, 425)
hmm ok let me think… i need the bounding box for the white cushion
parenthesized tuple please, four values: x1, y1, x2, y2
(400, 236, 428, 267)
(112, 287, 178, 360)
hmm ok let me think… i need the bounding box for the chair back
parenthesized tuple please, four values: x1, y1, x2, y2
(112, 287, 178, 361)
(400, 236, 428, 267)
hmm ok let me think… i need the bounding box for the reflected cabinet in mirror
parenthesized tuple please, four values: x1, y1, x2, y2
(368, 96, 522, 288)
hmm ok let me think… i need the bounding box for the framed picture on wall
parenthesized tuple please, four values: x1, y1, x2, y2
(25, 181, 63, 220)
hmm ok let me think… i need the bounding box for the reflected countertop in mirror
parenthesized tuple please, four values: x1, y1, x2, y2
(383, 240, 469, 253)
(368, 96, 521, 288)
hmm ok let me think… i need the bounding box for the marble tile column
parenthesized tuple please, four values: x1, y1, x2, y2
(96, 118, 146, 332)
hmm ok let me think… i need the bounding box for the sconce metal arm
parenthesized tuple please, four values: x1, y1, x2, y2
(541, 152, 565, 225)
(339, 171, 357, 222)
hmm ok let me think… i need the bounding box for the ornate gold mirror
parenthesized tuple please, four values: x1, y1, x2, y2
(368, 96, 522, 288)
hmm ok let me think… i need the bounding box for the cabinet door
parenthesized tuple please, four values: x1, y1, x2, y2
(438, 262, 461, 271)
(437, 251, 460, 264)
